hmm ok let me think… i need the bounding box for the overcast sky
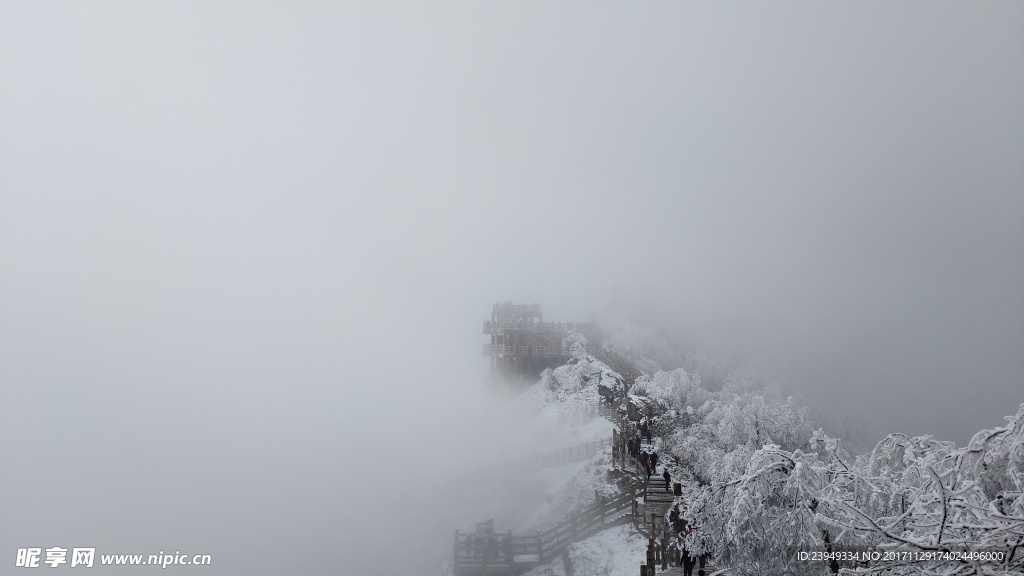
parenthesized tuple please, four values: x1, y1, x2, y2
(2, 2, 1022, 574)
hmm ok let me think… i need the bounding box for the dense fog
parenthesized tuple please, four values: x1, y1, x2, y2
(2, 2, 1021, 574)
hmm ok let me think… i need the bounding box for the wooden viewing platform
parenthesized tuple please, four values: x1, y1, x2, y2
(483, 302, 590, 377)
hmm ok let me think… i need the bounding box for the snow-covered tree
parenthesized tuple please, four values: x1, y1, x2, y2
(680, 405, 1024, 575)
(816, 404, 1024, 575)
(624, 355, 1024, 576)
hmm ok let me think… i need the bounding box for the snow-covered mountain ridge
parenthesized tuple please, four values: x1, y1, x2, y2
(454, 330, 1023, 575)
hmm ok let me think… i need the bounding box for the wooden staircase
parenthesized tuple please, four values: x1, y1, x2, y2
(452, 380, 728, 574)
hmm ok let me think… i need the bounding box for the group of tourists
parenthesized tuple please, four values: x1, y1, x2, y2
(637, 448, 659, 478)
(627, 418, 670, 483)
(624, 416, 706, 575)
(633, 418, 652, 444)
(627, 419, 652, 456)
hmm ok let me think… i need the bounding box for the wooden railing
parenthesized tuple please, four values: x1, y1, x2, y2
(604, 403, 689, 568)
(482, 319, 591, 334)
(491, 302, 543, 316)
(586, 345, 643, 386)
(482, 344, 568, 356)
(516, 438, 609, 471)
(597, 401, 620, 423)
(452, 531, 518, 572)
(535, 491, 634, 557)
(453, 492, 634, 574)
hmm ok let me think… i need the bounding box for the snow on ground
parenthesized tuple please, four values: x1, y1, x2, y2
(564, 524, 650, 576)
(520, 524, 650, 576)
(502, 349, 618, 460)
(519, 560, 568, 576)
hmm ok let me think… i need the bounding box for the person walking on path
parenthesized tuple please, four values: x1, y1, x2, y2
(640, 420, 649, 444)
(663, 468, 671, 492)
(681, 538, 696, 576)
(650, 450, 659, 473)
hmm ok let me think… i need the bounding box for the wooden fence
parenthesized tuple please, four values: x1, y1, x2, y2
(516, 438, 609, 471)
(453, 491, 635, 575)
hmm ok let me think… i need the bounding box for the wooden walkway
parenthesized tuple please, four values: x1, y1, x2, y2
(454, 395, 726, 575)
(453, 491, 634, 576)
(600, 399, 725, 575)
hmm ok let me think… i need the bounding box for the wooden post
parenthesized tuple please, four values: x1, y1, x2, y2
(646, 540, 656, 575)
(621, 429, 626, 468)
(661, 537, 669, 570)
(631, 487, 638, 526)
